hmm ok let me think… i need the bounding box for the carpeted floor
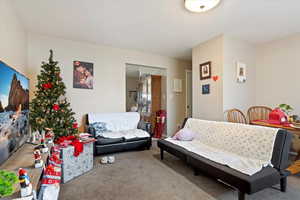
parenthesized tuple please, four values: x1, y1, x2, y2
(60, 142, 300, 200)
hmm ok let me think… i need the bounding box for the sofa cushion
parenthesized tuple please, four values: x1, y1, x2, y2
(95, 137, 124, 145)
(100, 129, 150, 140)
(173, 128, 196, 141)
(90, 122, 110, 137)
(125, 137, 150, 142)
(182, 118, 279, 175)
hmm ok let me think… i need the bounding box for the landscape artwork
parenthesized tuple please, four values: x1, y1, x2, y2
(0, 61, 29, 165)
(73, 61, 94, 89)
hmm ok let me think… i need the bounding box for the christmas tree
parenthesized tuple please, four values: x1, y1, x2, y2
(30, 50, 78, 140)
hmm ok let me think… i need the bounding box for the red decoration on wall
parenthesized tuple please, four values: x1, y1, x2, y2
(212, 76, 219, 81)
(52, 104, 60, 111)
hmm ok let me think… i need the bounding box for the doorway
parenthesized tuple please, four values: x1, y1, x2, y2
(185, 70, 192, 118)
(126, 64, 167, 137)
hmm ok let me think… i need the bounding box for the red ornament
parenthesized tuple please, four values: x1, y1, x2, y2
(42, 83, 53, 89)
(73, 123, 78, 129)
(52, 104, 60, 111)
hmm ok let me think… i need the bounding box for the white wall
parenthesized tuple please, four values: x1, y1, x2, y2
(192, 35, 257, 120)
(0, 0, 27, 74)
(223, 36, 256, 114)
(192, 35, 223, 120)
(27, 34, 191, 135)
(256, 33, 300, 115)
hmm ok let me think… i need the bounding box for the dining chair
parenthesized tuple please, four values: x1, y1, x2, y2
(247, 106, 272, 123)
(224, 109, 247, 124)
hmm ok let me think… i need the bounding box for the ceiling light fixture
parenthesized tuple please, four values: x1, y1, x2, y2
(185, 0, 221, 13)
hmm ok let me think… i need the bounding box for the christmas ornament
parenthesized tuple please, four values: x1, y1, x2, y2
(73, 123, 78, 129)
(34, 149, 43, 168)
(18, 168, 33, 197)
(52, 104, 60, 111)
(45, 128, 54, 144)
(51, 146, 61, 158)
(37, 139, 49, 153)
(41, 164, 61, 186)
(42, 82, 53, 89)
(30, 50, 78, 140)
(45, 128, 54, 138)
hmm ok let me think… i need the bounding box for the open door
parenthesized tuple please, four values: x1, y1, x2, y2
(186, 70, 192, 118)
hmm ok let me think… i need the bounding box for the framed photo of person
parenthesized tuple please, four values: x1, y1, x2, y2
(200, 61, 211, 80)
(73, 61, 94, 89)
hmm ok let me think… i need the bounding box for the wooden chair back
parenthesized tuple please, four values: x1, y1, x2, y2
(247, 106, 272, 123)
(224, 109, 247, 124)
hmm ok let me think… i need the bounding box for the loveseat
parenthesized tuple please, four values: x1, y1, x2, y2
(87, 112, 152, 155)
(158, 118, 292, 200)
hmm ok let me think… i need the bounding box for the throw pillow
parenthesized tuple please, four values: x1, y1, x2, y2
(90, 122, 110, 137)
(172, 128, 195, 141)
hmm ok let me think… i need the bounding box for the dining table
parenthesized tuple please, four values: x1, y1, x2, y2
(251, 120, 300, 175)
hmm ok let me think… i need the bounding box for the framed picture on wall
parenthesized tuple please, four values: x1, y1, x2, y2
(237, 61, 246, 83)
(73, 61, 94, 89)
(202, 84, 210, 95)
(200, 61, 211, 80)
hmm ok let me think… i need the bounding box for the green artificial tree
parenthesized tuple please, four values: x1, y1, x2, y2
(30, 50, 78, 140)
(0, 170, 18, 197)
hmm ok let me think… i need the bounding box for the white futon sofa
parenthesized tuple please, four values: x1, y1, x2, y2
(87, 112, 152, 155)
(158, 118, 292, 200)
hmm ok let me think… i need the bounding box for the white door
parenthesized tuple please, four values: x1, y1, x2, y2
(186, 70, 192, 118)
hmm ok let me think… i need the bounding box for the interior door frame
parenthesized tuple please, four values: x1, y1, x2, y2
(185, 69, 192, 118)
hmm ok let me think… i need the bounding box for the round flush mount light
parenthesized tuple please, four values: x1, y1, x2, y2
(185, 0, 221, 13)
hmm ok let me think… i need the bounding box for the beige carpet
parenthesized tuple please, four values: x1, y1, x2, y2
(60, 142, 300, 200)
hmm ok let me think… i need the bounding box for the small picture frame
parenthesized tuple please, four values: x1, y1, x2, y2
(237, 62, 246, 83)
(202, 84, 210, 95)
(200, 61, 211, 80)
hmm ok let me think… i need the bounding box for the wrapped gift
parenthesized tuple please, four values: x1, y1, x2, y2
(38, 185, 60, 200)
(60, 141, 93, 183)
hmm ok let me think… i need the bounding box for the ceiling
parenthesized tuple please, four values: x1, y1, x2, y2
(12, 0, 300, 61)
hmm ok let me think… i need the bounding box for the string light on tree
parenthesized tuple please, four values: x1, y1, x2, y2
(30, 50, 78, 140)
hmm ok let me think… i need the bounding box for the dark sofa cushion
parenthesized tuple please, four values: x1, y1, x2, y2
(95, 137, 124, 145)
(158, 139, 281, 194)
(188, 152, 280, 194)
(124, 137, 150, 142)
(271, 129, 292, 171)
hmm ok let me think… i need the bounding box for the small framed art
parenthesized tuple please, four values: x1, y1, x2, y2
(237, 62, 246, 83)
(200, 61, 211, 80)
(202, 84, 210, 95)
